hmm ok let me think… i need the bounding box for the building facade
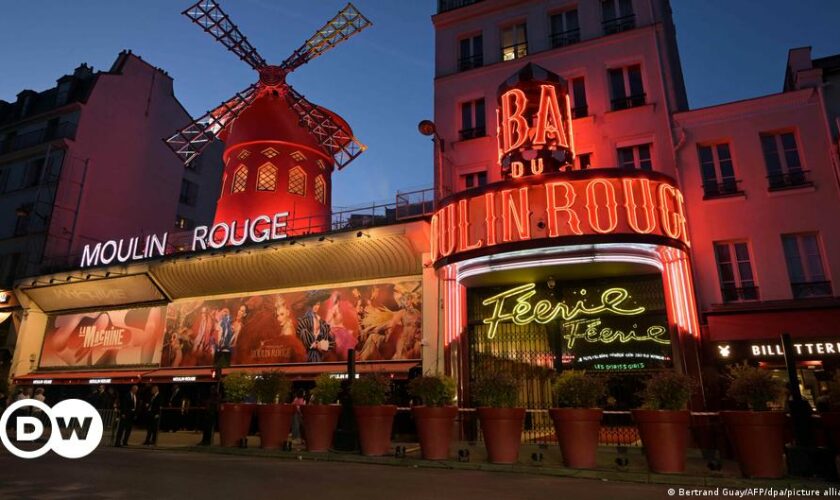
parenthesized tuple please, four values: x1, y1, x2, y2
(0, 51, 224, 380)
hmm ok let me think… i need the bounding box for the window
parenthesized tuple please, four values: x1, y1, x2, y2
(463, 171, 487, 189)
(782, 233, 832, 298)
(290, 150, 307, 162)
(501, 23, 527, 61)
(577, 153, 592, 170)
(714, 242, 758, 302)
(231, 165, 248, 193)
(570, 77, 587, 118)
(179, 178, 199, 206)
(459, 99, 486, 140)
(699, 144, 739, 198)
(237, 149, 251, 160)
(261, 147, 279, 158)
(288, 166, 306, 196)
(175, 216, 194, 230)
(608, 65, 645, 110)
(256, 162, 278, 191)
(14, 204, 32, 237)
(0, 253, 22, 288)
(602, 0, 635, 34)
(314, 175, 326, 204)
(761, 132, 808, 189)
(458, 34, 483, 71)
(550, 9, 580, 48)
(617, 144, 652, 170)
(24, 158, 43, 188)
(55, 81, 71, 106)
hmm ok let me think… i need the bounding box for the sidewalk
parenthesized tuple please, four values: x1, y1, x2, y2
(116, 429, 836, 489)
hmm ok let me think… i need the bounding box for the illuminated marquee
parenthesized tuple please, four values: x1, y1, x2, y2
(431, 171, 690, 264)
(497, 63, 575, 178)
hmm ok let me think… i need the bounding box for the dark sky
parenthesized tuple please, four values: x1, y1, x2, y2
(0, 1, 838, 207)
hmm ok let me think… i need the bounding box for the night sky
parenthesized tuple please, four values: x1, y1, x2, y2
(0, 0, 837, 207)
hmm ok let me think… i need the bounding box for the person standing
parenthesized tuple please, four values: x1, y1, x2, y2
(143, 385, 162, 446)
(291, 389, 306, 443)
(115, 385, 139, 447)
(199, 385, 220, 446)
(166, 384, 184, 432)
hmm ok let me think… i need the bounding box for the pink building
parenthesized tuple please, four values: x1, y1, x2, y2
(431, 0, 840, 411)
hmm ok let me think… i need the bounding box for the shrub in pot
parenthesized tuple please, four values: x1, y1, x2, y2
(219, 371, 255, 447)
(722, 363, 786, 478)
(473, 372, 524, 464)
(549, 370, 606, 468)
(351, 373, 396, 456)
(408, 374, 457, 460)
(632, 371, 692, 473)
(302, 373, 343, 452)
(253, 371, 294, 449)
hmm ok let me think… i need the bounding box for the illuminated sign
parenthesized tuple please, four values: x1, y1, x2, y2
(714, 339, 840, 360)
(33, 379, 53, 385)
(172, 376, 196, 382)
(431, 171, 690, 264)
(80, 212, 289, 268)
(88, 378, 112, 384)
(497, 63, 575, 178)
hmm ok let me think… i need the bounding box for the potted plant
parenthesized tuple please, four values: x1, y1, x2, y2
(219, 371, 255, 447)
(472, 372, 524, 464)
(632, 371, 692, 473)
(408, 374, 457, 460)
(548, 370, 606, 468)
(819, 371, 840, 449)
(721, 363, 786, 478)
(351, 373, 396, 456)
(301, 373, 343, 452)
(253, 370, 294, 450)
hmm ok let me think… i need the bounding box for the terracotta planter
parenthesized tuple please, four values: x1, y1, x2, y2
(301, 404, 342, 452)
(412, 406, 458, 460)
(219, 403, 255, 447)
(257, 404, 295, 449)
(632, 409, 690, 473)
(722, 411, 786, 478)
(354, 405, 397, 456)
(549, 408, 603, 468)
(820, 412, 840, 450)
(478, 407, 525, 464)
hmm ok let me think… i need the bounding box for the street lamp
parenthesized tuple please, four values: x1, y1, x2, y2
(418, 120, 446, 202)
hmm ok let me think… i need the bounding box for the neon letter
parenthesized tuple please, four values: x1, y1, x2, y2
(585, 179, 618, 234)
(623, 178, 656, 234)
(499, 89, 528, 155)
(532, 84, 568, 148)
(501, 187, 531, 242)
(458, 199, 482, 252)
(545, 181, 583, 237)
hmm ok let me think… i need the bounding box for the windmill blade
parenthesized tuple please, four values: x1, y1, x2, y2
(280, 3, 372, 73)
(165, 83, 260, 164)
(284, 85, 365, 170)
(183, 0, 267, 70)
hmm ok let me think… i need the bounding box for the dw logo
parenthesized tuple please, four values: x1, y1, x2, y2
(0, 399, 103, 459)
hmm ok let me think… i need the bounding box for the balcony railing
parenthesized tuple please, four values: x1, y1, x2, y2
(791, 281, 832, 299)
(767, 170, 811, 190)
(1, 122, 77, 155)
(571, 106, 588, 119)
(549, 29, 581, 48)
(501, 42, 528, 62)
(703, 179, 742, 199)
(457, 54, 483, 72)
(438, 0, 483, 13)
(603, 14, 636, 35)
(721, 285, 759, 303)
(458, 127, 486, 141)
(610, 93, 646, 111)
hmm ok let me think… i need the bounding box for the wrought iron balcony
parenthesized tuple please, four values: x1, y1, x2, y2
(791, 281, 832, 299)
(1, 122, 77, 155)
(610, 93, 646, 111)
(501, 42, 528, 62)
(767, 170, 811, 191)
(458, 126, 486, 141)
(703, 179, 742, 199)
(438, 0, 483, 14)
(458, 54, 483, 72)
(549, 29, 581, 48)
(603, 14, 636, 35)
(721, 285, 759, 303)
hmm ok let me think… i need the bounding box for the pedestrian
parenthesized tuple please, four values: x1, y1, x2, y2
(167, 384, 184, 432)
(143, 385, 162, 446)
(115, 385, 139, 447)
(291, 389, 306, 443)
(32, 388, 46, 425)
(199, 386, 220, 446)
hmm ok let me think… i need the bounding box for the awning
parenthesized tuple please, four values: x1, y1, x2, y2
(141, 367, 214, 383)
(229, 360, 421, 380)
(13, 370, 144, 385)
(706, 307, 840, 341)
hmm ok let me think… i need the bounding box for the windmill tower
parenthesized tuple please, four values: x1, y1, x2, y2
(165, 1, 372, 235)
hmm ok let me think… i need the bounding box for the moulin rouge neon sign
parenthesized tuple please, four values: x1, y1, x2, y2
(480, 283, 670, 349)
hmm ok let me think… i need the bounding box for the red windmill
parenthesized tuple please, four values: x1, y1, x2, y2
(165, 0, 372, 235)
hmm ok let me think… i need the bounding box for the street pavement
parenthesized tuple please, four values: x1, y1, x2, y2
(0, 446, 670, 500)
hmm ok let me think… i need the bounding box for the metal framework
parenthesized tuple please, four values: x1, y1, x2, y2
(166, 1, 372, 169)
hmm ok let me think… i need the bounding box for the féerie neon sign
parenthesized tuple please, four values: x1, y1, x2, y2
(481, 283, 644, 339)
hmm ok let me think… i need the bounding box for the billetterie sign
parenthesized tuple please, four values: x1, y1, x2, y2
(80, 212, 289, 268)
